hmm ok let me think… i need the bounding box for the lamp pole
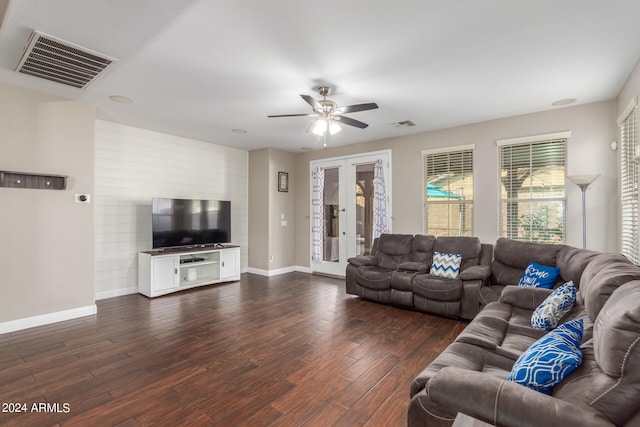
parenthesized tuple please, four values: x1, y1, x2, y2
(567, 175, 600, 249)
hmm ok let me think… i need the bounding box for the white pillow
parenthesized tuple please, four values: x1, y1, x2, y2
(430, 252, 462, 279)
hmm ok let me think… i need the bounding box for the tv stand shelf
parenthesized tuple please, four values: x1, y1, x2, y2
(138, 245, 240, 297)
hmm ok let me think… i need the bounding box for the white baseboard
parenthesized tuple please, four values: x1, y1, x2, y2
(247, 265, 311, 277)
(0, 305, 97, 335)
(95, 286, 138, 300)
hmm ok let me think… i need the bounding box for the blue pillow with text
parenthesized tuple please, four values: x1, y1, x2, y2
(518, 261, 560, 289)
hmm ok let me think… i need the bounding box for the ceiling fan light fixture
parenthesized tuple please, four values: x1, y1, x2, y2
(311, 118, 328, 136)
(329, 121, 342, 135)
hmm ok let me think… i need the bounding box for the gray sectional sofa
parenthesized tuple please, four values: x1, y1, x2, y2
(346, 233, 493, 320)
(406, 239, 640, 427)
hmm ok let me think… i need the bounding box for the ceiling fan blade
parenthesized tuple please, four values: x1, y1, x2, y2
(301, 94, 322, 110)
(335, 115, 368, 129)
(268, 113, 317, 118)
(337, 102, 379, 114)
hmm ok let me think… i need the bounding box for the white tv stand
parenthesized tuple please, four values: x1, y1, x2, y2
(138, 245, 240, 297)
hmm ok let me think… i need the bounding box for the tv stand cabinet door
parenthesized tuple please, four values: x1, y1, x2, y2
(220, 247, 240, 280)
(151, 256, 179, 293)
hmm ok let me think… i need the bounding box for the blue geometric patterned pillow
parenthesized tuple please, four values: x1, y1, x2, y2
(430, 252, 462, 279)
(517, 261, 560, 289)
(507, 318, 584, 394)
(531, 281, 577, 330)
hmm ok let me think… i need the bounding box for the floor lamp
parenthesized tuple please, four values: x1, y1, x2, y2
(567, 174, 600, 249)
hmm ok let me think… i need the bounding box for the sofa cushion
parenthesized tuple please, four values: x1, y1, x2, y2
(410, 341, 514, 397)
(456, 302, 547, 360)
(430, 252, 462, 279)
(374, 233, 413, 270)
(552, 281, 640, 426)
(507, 318, 584, 394)
(517, 261, 560, 289)
(352, 266, 394, 290)
(580, 253, 640, 321)
(434, 236, 481, 271)
(412, 275, 463, 302)
(347, 255, 376, 267)
(479, 284, 504, 307)
(410, 234, 436, 264)
(593, 281, 640, 382)
(397, 261, 428, 273)
(556, 246, 601, 287)
(491, 238, 564, 286)
(531, 281, 577, 330)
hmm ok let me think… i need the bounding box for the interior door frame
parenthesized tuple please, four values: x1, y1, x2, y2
(309, 149, 392, 276)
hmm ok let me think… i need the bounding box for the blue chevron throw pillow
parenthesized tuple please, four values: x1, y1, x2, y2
(531, 281, 577, 330)
(430, 252, 462, 279)
(507, 318, 584, 394)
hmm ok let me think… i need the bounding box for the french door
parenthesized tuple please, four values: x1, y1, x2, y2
(310, 150, 391, 276)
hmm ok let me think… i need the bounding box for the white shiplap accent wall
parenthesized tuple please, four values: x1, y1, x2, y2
(94, 120, 248, 299)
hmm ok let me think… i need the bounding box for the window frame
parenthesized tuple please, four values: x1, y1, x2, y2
(496, 132, 569, 244)
(618, 98, 639, 264)
(422, 144, 475, 237)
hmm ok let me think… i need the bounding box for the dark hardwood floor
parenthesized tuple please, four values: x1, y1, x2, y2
(0, 272, 466, 426)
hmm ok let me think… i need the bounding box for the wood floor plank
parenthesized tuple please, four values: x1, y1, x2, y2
(0, 272, 465, 426)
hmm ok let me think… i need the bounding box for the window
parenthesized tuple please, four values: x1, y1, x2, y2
(498, 135, 567, 243)
(619, 102, 638, 264)
(423, 146, 474, 236)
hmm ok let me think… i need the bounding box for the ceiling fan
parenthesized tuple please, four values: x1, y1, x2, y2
(268, 86, 378, 136)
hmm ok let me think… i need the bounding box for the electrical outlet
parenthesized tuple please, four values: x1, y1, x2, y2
(75, 193, 91, 203)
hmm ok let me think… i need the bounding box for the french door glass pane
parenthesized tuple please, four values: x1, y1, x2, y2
(355, 163, 375, 255)
(323, 167, 339, 262)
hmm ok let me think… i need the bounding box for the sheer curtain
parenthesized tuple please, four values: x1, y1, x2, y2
(311, 167, 325, 262)
(373, 159, 388, 239)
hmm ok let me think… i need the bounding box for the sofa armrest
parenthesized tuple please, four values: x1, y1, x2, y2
(458, 265, 491, 281)
(347, 255, 377, 267)
(398, 261, 428, 273)
(498, 285, 553, 310)
(429, 367, 616, 427)
(460, 279, 483, 320)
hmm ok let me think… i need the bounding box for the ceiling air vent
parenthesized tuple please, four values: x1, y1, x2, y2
(390, 120, 416, 128)
(15, 31, 118, 89)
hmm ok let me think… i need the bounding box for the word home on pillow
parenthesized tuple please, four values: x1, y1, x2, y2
(518, 261, 560, 289)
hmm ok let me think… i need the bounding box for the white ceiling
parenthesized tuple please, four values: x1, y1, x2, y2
(1, 0, 640, 152)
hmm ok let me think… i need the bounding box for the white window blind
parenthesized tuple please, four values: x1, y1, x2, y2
(499, 139, 566, 243)
(620, 105, 639, 264)
(423, 147, 474, 236)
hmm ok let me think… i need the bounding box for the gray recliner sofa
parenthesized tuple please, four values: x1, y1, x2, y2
(345, 233, 493, 320)
(408, 241, 640, 427)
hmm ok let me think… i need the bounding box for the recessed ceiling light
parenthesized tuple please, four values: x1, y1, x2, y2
(109, 95, 133, 104)
(232, 128, 247, 134)
(551, 98, 577, 107)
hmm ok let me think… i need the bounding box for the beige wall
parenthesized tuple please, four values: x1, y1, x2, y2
(248, 148, 297, 272)
(0, 83, 95, 323)
(268, 149, 296, 270)
(248, 149, 269, 270)
(617, 57, 640, 116)
(291, 101, 618, 268)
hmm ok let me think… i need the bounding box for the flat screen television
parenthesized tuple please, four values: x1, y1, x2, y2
(152, 198, 231, 249)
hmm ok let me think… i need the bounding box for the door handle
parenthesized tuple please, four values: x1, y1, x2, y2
(339, 208, 346, 212)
